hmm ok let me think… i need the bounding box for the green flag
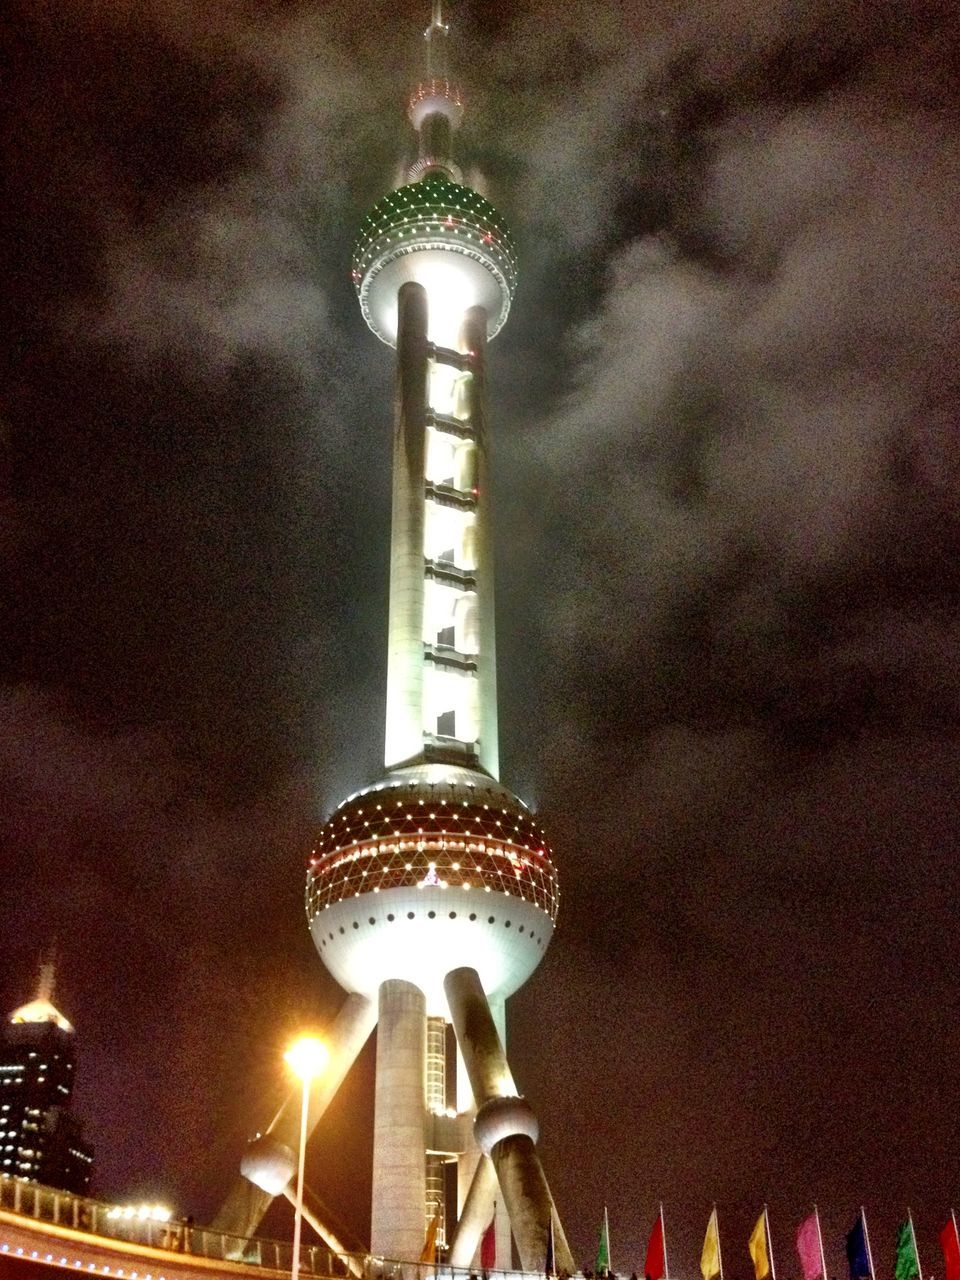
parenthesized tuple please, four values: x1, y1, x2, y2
(895, 1221, 920, 1280)
(596, 1207, 611, 1275)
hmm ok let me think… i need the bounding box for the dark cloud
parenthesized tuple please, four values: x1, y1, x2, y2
(495, 0, 960, 1267)
(2, 0, 959, 1274)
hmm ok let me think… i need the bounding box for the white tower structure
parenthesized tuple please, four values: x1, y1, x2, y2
(214, 6, 573, 1271)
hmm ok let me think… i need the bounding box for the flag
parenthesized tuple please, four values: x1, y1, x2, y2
(645, 1212, 666, 1280)
(597, 1207, 611, 1275)
(545, 1215, 556, 1277)
(895, 1221, 920, 1280)
(749, 1213, 770, 1280)
(701, 1209, 722, 1280)
(420, 1211, 440, 1264)
(846, 1213, 871, 1280)
(796, 1213, 823, 1280)
(940, 1217, 960, 1280)
(480, 1213, 497, 1270)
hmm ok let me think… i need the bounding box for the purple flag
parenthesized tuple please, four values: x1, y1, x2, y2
(797, 1214, 822, 1280)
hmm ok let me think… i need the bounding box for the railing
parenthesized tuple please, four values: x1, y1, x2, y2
(0, 1174, 324, 1272)
(0, 1175, 534, 1280)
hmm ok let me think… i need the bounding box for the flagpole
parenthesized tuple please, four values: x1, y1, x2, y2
(861, 1208, 876, 1280)
(764, 1205, 777, 1280)
(661, 1203, 670, 1280)
(606, 1205, 611, 1278)
(908, 1208, 922, 1280)
(814, 1205, 828, 1280)
(953, 1210, 960, 1254)
(716, 1205, 725, 1280)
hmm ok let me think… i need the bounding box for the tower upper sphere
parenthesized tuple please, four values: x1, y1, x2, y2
(353, 173, 517, 347)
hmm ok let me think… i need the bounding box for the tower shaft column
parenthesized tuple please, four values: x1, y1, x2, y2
(384, 283, 429, 771)
(371, 979, 427, 1261)
(461, 306, 498, 779)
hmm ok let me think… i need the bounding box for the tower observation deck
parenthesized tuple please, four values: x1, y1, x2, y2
(213, 6, 572, 1273)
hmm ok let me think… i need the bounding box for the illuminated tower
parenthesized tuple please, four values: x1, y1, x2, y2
(215, 6, 573, 1271)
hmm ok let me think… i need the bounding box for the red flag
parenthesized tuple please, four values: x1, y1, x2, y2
(941, 1218, 960, 1280)
(645, 1213, 666, 1280)
(481, 1214, 497, 1269)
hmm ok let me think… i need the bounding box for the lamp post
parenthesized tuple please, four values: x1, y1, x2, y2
(284, 1036, 329, 1280)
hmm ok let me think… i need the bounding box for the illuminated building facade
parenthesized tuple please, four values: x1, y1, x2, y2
(215, 5, 573, 1271)
(1, 962, 93, 1195)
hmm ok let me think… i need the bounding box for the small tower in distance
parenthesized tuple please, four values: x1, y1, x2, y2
(1, 955, 94, 1194)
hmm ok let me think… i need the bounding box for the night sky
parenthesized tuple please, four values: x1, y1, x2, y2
(2, 0, 958, 1276)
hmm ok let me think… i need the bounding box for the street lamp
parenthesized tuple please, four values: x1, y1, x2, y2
(284, 1035, 329, 1280)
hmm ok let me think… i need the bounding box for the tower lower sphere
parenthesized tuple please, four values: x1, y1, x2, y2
(307, 765, 558, 1017)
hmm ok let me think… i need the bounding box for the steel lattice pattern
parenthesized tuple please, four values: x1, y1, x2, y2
(307, 783, 558, 921)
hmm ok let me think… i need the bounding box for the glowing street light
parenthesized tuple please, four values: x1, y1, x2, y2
(284, 1036, 329, 1280)
(284, 1036, 329, 1083)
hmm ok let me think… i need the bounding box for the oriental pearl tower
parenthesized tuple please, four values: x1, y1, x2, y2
(214, 5, 573, 1272)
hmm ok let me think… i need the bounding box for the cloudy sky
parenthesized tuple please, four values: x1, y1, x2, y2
(2, 0, 958, 1274)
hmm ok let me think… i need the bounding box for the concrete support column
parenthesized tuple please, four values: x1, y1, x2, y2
(280, 1183, 364, 1276)
(444, 968, 573, 1274)
(385, 282, 429, 770)
(212, 992, 377, 1239)
(211, 1179, 275, 1246)
(448, 1152, 498, 1268)
(454, 1038, 485, 1262)
(459, 306, 499, 780)
(487, 996, 511, 1267)
(371, 979, 427, 1262)
(267, 993, 377, 1154)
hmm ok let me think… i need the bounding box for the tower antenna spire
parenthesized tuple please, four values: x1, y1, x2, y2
(407, 0, 463, 181)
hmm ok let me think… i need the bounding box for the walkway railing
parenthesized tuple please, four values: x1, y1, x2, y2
(0, 1175, 533, 1280)
(0, 1174, 302, 1270)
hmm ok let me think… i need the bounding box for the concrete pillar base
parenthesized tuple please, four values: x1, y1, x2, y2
(371, 978, 427, 1262)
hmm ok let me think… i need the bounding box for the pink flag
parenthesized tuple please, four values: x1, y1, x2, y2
(797, 1213, 823, 1280)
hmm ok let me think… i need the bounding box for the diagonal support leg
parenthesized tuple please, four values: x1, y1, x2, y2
(447, 1152, 498, 1268)
(211, 992, 377, 1238)
(443, 967, 574, 1274)
(281, 1181, 365, 1278)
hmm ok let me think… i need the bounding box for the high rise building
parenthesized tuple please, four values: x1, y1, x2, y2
(1, 959, 94, 1195)
(215, 5, 573, 1270)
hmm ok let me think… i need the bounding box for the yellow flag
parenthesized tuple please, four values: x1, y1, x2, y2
(749, 1213, 770, 1280)
(701, 1209, 722, 1280)
(420, 1212, 440, 1264)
